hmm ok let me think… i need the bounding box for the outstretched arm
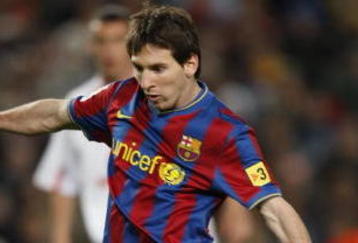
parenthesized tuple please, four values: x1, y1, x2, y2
(0, 99, 76, 135)
(258, 196, 311, 243)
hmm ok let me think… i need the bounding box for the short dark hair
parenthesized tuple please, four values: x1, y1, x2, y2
(126, 5, 201, 79)
(91, 4, 130, 23)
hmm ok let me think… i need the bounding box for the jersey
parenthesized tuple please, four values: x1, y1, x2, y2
(33, 75, 109, 243)
(68, 78, 282, 243)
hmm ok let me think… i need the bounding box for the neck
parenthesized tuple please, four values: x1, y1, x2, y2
(177, 80, 202, 109)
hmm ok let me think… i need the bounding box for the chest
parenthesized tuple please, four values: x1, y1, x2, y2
(107, 103, 224, 188)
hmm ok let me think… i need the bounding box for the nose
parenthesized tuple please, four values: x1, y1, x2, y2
(138, 70, 155, 91)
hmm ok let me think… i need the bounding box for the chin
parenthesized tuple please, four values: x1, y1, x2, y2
(155, 104, 166, 111)
(155, 103, 172, 112)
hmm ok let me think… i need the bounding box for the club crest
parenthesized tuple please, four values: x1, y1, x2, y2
(177, 135, 202, 161)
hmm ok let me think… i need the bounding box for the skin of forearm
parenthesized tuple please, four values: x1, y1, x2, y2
(259, 197, 311, 243)
(0, 99, 72, 135)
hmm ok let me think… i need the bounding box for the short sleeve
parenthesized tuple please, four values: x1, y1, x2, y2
(33, 131, 79, 196)
(68, 82, 118, 146)
(214, 124, 281, 209)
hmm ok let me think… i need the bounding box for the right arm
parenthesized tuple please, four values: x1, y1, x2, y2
(0, 99, 76, 135)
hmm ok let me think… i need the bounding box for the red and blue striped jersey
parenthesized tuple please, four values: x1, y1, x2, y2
(68, 78, 281, 243)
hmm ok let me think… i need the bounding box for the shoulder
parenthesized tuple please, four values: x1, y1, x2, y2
(195, 94, 251, 144)
(208, 94, 249, 129)
(71, 77, 138, 101)
(110, 77, 140, 99)
(115, 77, 139, 90)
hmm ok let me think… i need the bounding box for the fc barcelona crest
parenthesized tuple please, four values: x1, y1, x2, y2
(177, 135, 202, 161)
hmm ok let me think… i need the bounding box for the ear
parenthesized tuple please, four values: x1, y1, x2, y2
(183, 54, 199, 79)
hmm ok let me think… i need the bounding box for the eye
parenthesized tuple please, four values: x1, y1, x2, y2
(151, 65, 165, 73)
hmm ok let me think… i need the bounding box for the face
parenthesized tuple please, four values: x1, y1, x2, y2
(90, 20, 132, 81)
(131, 44, 199, 111)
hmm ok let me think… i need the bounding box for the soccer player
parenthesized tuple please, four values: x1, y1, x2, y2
(33, 4, 254, 243)
(0, 4, 311, 243)
(32, 5, 132, 243)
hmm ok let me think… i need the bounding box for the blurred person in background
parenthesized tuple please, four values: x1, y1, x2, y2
(32, 5, 133, 243)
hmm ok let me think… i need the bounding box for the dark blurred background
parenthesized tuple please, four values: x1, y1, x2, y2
(0, 0, 357, 242)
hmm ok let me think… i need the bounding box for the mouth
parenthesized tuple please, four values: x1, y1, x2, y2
(146, 94, 161, 102)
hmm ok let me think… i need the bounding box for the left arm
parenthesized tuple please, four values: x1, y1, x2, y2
(258, 196, 311, 243)
(215, 123, 310, 242)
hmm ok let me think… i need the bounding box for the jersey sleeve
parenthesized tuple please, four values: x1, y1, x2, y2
(68, 82, 119, 146)
(33, 131, 79, 196)
(214, 124, 282, 209)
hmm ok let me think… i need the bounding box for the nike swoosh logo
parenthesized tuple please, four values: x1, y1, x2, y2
(117, 110, 133, 119)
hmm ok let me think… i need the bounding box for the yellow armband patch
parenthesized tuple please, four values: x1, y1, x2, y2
(245, 161, 271, 186)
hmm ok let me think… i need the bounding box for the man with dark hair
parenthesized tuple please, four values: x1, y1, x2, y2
(0, 4, 311, 242)
(33, 5, 132, 243)
(127, 5, 201, 79)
